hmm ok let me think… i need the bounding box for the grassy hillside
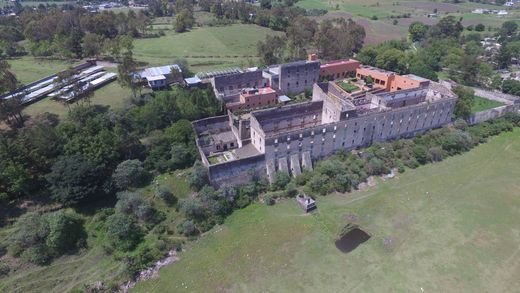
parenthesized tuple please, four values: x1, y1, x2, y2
(133, 128, 520, 292)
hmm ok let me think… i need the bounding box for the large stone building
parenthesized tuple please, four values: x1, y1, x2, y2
(193, 60, 458, 186)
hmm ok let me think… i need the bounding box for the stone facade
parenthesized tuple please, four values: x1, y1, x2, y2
(264, 60, 320, 95)
(193, 62, 458, 187)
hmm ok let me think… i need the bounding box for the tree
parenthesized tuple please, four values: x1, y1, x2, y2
(82, 32, 103, 58)
(173, 9, 195, 33)
(375, 48, 407, 74)
(409, 22, 428, 42)
(188, 161, 209, 191)
(7, 210, 85, 264)
(498, 21, 518, 42)
(260, 0, 272, 9)
(428, 16, 463, 39)
(118, 51, 138, 97)
(112, 159, 149, 190)
(272, 171, 290, 190)
(105, 212, 142, 251)
(475, 23, 485, 32)
(45, 210, 85, 254)
(46, 154, 106, 205)
(453, 86, 475, 120)
(257, 35, 287, 65)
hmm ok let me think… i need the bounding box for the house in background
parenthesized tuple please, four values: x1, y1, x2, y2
(134, 64, 183, 90)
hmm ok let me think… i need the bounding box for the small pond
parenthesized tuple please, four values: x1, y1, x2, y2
(335, 228, 371, 253)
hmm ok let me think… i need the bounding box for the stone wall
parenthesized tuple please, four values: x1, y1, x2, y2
(261, 97, 456, 176)
(208, 153, 266, 187)
(468, 104, 519, 125)
(278, 61, 320, 94)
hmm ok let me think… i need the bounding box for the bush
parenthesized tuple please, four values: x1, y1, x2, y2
(188, 161, 209, 191)
(45, 210, 85, 254)
(272, 171, 290, 191)
(105, 213, 143, 251)
(46, 154, 106, 205)
(155, 185, 177, 205)
(116, 191, 159, 223)
(0, 263, 9, 276)
(112, 159, 149, 190)
(285, 182, 298, 197)
(264, 193, 276, 205)
(7, 210, 85, 264)
(180, 220, 198, 236)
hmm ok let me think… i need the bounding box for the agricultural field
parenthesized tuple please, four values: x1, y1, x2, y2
(301, 0, 520, 43)
(0, 170, 192, 293)
(471, 96, 505, 113)
(133, 128, 520, 292)
(133, 24, 284, 72)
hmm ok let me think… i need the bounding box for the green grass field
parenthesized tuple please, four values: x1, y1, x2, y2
(7, 57, 80, 85)
(133, 128, 520, 292)
(133, 24, 283, 72)
(471, 96, 505, 113)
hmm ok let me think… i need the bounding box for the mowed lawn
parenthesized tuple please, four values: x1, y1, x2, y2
(134, 129, 520, 292)
(133, 24, 283, 72)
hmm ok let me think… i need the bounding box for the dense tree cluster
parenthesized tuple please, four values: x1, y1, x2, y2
(0, 85, 221, 204)
(357, 17, 520, 92)
(257, 17, 365, 64)
(0, 7, 151, 58)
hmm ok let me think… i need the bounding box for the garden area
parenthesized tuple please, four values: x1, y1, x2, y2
(336, 80, 360, 93)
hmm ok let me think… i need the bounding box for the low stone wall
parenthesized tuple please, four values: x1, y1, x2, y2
(468, 104, 519, 125)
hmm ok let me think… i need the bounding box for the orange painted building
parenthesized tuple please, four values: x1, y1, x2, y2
(390, 75, 430, 91)
(355, 66, 429, 92)
(319, 59, 361, 81)
(226, 87, 277, 111)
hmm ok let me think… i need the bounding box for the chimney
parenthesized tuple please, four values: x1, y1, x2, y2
(308, 53, 318, 61)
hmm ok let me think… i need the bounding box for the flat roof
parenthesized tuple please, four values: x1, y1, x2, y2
(185, 76, 201, 84)
(278, 95, 291, 102)
(320, 59, 360, 68)
(138, 64, 181, 79)
(147, 75, 166, 81)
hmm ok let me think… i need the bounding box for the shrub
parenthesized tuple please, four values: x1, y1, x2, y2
(0, 263, 9, 276)
(105, 213, 143, 251)
(264, 193, 276, 205)
(188, 161, 209, 191)
(396, 160, 405, 173)
(7, 210, 85, 264)
(45, 210, 85, 254)
(285, 182, 298, 197)
(155, 185, 177, 205)
(180, 220, 197, 236)
(112, 159, 149, 190)
(46, 154, 106, 205)
(272, 171, 291, 191)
